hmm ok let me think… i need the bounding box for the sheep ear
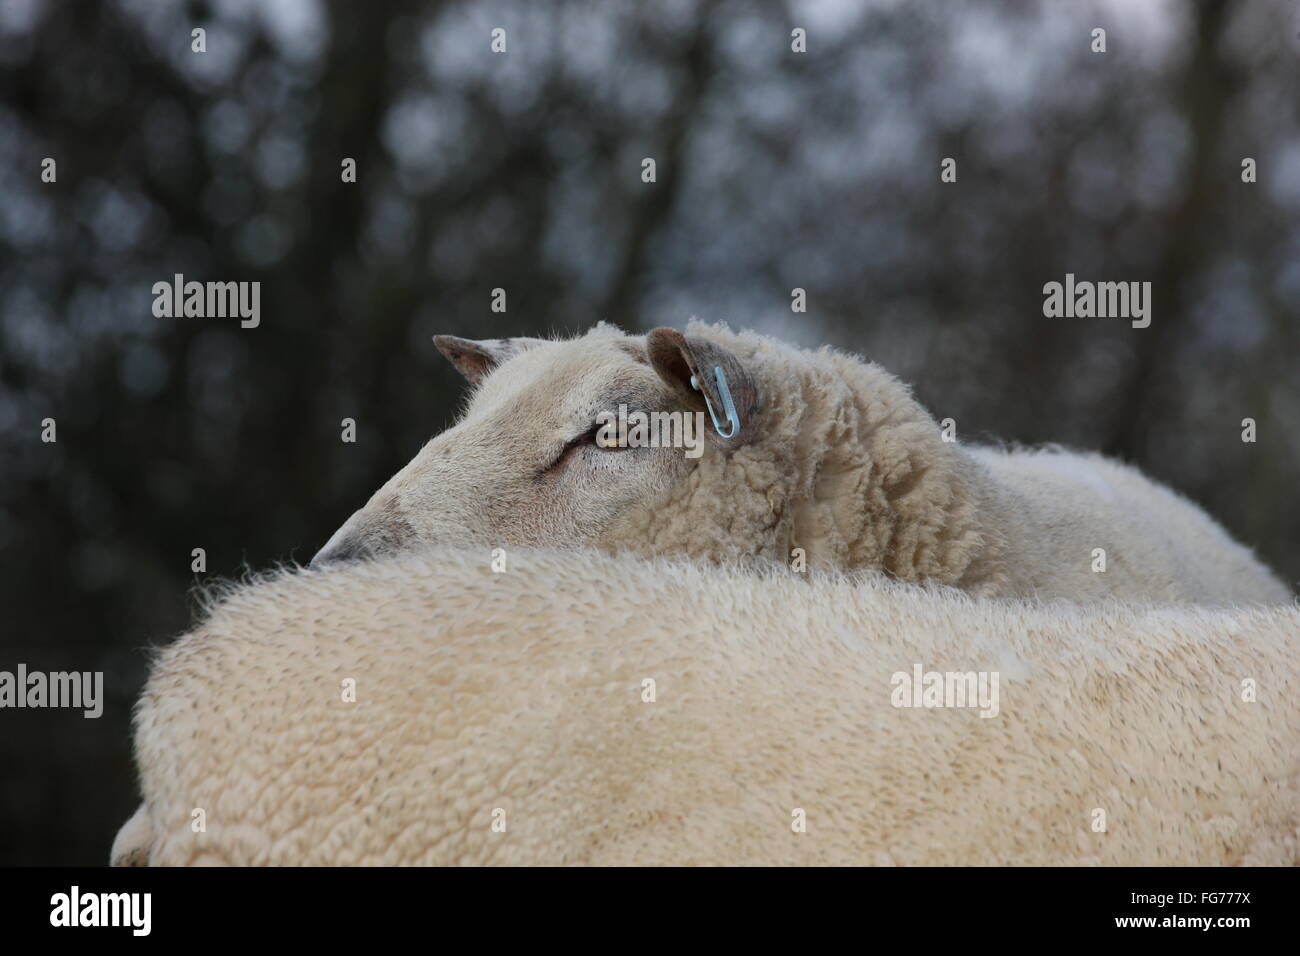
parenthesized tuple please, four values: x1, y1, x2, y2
(432, 335, 542, 385)
(646, 327, 761, 445)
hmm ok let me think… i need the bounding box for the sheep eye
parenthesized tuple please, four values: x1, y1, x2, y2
(586, 423, 631, 451)
(570, 424, 629, 455)
(542, 424, 627, 474)
(582, 424, 615, 451)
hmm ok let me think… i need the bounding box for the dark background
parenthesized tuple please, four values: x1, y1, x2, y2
(1, 0, 1297, 865)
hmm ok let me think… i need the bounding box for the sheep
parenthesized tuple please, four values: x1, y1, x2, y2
(312, 321, 1289, 605)
(113, 547, 1300, 866)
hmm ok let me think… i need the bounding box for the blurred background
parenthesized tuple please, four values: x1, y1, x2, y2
(2, 0, 1297, 864)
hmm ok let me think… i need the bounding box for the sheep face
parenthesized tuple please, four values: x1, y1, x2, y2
(311, 325, 760, 566)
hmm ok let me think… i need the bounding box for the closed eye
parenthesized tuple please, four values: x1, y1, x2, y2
(542, 422, 628, 473)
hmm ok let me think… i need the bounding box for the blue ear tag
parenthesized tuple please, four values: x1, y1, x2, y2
(689, 365, 741, 439)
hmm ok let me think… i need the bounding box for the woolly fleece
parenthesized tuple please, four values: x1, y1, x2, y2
(598, 323, 1291, 604)
(114, 548, 1300, 866)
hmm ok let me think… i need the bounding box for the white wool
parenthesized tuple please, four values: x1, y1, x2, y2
(114, 548, 1300, 866)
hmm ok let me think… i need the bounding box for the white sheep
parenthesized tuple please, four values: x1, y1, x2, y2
(114, 548, 1300, 866)
(312, 321, 1289, 604)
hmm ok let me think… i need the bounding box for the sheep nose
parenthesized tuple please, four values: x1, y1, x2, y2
(310, 525, 369, 568)
(314, 530, 371, 567)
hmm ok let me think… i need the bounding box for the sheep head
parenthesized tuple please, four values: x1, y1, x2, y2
(311, 322, 764, 566)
